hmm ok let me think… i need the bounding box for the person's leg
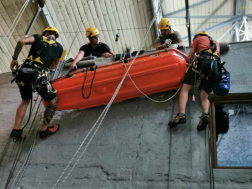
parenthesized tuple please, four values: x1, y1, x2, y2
(38, 79, 60, 139)
(200, 89, 209, 113)
(13, 99, 30, 130)
(197, 80, 212, 131)
(168, 84, 192, 127)
(40, 96, 58, 131)
(179, 84, 193, 113)
(168, 63, 200, 127)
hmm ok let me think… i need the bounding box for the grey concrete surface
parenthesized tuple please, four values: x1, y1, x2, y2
(0, 42, 252, 189)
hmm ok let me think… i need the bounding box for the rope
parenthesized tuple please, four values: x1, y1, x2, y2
(64, 0, 93, 59)
(122, 57, 181, 103)
(0, 0, 30, 71)
(3, 0, 30, 46)
(51, 0, 94, 82)
(208, 127, 215, 189)
(2, 0, 30, 45)
(3, 95, 40, 189)
(11, 100, 42, 189)
(52, 1, 164, 188)
(11, 68, 58, 189)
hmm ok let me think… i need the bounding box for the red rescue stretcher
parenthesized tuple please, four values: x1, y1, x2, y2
(44, 48, 189, 110)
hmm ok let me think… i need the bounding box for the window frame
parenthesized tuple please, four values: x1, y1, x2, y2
(209, 93, 252, 169)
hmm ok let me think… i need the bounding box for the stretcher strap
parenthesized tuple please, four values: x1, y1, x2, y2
(81, 66, 97, 99)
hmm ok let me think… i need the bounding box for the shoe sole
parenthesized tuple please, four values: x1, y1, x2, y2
(40, 124, 60, 139)
(197, 119, 209, 131)
(168, 119, 186, 127)
(10, 135, 26, 142)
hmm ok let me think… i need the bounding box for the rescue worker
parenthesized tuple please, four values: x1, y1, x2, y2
(168, 31, 220, 131)
(70, 27, 114, 71)
(10, 26, 63, 139)
(155, 18, 183, 50)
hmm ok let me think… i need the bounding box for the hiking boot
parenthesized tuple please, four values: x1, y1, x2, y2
(10, 129, 26, 141)
(168, 113, 186, 127)
(39, 124, 60, 139)
(197, 113, 209, 131)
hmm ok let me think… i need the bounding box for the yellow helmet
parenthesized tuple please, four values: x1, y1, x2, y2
(43, 26, 59, 38)
(159, 18, 171, 30)
(86, 27, 100, 38)
(193, 31, 208, 40)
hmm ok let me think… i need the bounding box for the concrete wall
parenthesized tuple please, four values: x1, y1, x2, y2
(0, 42, 252, 188)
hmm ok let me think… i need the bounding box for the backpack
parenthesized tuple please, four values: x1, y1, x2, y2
(215, 105, 229, 135)
(213, 67, 230, 96)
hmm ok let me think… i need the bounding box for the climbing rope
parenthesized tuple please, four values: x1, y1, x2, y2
(52, 0, 164, 188)
(208, 121, 215, 189)
(11, 100, 43, 189)
(122, 55, 182, 103)
(0, 0, 30, 71)
(2, 0, 30, 45)
(6, 1, 95, 188)
(4, 97, 40, 189)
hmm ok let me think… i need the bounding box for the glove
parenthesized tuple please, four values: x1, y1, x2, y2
(170, 44, 179, 48)
(163, 39, 172, 48)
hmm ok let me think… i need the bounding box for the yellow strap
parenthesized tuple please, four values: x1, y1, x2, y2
(192, 67, 202, 74)
(26, 55, 33, 60)
(42, 36, 56, 45)
(60, 49, 67, 61)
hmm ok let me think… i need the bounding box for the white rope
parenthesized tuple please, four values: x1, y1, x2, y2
(65, 0, 93, 58)
(11, 125, 39, 189)
(122, 56, 181, 103)
(52, 0, 164, 188)
(0, 0, 30, 71)
(10, 99, 43, 189)
(3, 0, 30, 45)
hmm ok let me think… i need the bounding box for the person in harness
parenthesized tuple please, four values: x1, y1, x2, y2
(69, 27, 114, 71)
(168, 31, 221, 131)
(10, 26, 63, 140)
(155, 18, 183, 50)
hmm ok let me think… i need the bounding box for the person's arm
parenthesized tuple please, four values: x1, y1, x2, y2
(70, 50, 85, 71)
(50, 58, 61, 70)
(102, 50, 114, 58)
(10, 36, 35, 71)
(170, 32, 183, 48)
(109, 50, 114, 55)
(177, 37, 183, 46)
(188, 47, 196, 64)
(101, 43, 114, 58)
(176, 32, 183, 46)
(155, 38, 172, 50)
(155, 42, 164, 50)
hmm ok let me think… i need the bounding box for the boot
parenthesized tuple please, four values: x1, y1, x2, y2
(197, 113, 209, 131)
(168, 113, 186, 127)
(10, 129, 25, 141)
(39, 124, 60, 139)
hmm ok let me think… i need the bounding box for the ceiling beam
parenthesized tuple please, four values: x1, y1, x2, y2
(25, 5, 41, 36)
(183, 16, 243, 41)
(163, 0, 210, 17)
(167, 15, 239, 19)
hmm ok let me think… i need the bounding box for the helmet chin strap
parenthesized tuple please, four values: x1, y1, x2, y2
(44, 32, 56, 40)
